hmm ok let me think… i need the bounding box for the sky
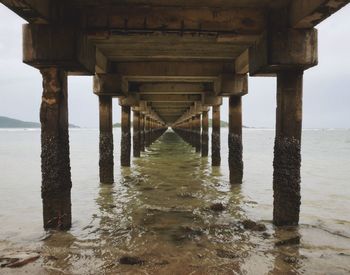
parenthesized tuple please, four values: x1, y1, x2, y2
(0, 4, 349, 128)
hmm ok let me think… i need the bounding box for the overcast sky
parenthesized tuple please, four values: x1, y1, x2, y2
(0, 4, 349, 128)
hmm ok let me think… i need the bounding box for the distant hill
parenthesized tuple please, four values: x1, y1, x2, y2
(0, 116, 79, 128)
(208, 119, 229, 127)
(113, 122, 121, 127)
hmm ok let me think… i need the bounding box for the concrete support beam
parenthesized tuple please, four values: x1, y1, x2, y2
(23, 24, 95, 74)
(133, 109, 141, 157)
(40, 67, 71, 230)
(229, 96, 243, 184)
(1, 0, 50, 23)
(113, 61, 234, 77)
(99, 96, 114, 184)
(141, 94, 201, 102)
(212, 105, 221, 166)
(220, 74, 248, 97)
(93, 74, 124, 96)
(83, 7, 266, 35)
(249, 28, 318, 76)
(203, 95, 222, 106)
(95, 48, 109, 73)
(290, 0, 350, 29)
(273, 70, 303, 226)
(121, 106, 131, 167)
(201, 110, 209, 157)
(235, 49, 249, 74)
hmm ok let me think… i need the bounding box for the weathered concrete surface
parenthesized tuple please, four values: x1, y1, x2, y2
(133, 110, 141, 157)
(121, 106, 131, 167)
(140, 114, 145, 152)
(40, 67, 71, 230)
(23, 24, 95, 74)
(212, 105, 221, 166)
(201, 111, 209, 157)
(273, 70, 303, 226)
(99, 96, 114, 184)
(145, 116, 150, 147)
(195, 114, 201, 153)
(99, 133, 114, 183)
(229, 96, 243, 184)
(249, 28, 318, 76)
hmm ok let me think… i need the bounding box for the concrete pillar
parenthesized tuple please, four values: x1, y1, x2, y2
(99, 96, 114, 184)
(40, 68, 71, 230)
(133, 110, 141, 157)
(191, 116, 196, 147)
(145, 116, 150, 147)
(229, 96, 243, 184)
(195, 114, 201, 153)
(212, 105, 221, 166)
(201, 110, 209, 157)
(149, 118, 153, 145)
(121, 106, 131, 167)
(273, 70, 303, 226)
(140, 114, 145, 152)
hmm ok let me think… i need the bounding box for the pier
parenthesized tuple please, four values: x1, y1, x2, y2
(0, 0, 348, 230)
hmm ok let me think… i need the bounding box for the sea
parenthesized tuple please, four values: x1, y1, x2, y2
(0, 128, 350, 274)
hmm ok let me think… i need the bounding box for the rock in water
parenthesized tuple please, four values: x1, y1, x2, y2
(241, 220, 267, 231)
(275, 236, 300, 246)
(210, 203, 226, 212)
(1, 254, 40, 268)
(119, 256, 145, 265)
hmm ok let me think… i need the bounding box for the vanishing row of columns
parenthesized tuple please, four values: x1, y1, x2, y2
(172, 99, 242, 184)
(39, 68, 303, 230)
(173, 74, 302, 227)
(99, 96, 167, 184)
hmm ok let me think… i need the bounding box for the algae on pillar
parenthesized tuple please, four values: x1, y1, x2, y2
(121, 106, 131, 167)
(133, 109, 141, 157)
(201, 110, 209, 157)
(212, 105, 221, 166)
(195, 114, 201, 153)
(229, 96, 243, 184)
(40, 67, 72, 230)
(273, 70, 303, 226)
(99, 96, 114, 184)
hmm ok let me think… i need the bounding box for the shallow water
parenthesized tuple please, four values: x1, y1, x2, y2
(0, 128, 350, 274)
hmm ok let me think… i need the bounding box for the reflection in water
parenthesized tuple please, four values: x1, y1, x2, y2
(92, 131, 251, 273)
(271, 227, 302, 274)
(2, 129, 350, 274)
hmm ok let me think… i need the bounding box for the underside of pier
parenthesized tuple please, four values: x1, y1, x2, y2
(0, 0, 348, 229)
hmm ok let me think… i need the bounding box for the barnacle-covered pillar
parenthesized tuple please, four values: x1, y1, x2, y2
(229, 96, 243, 184)
(121, 106, 131, 166)
(133, 109, 141, 157)
(201, 110, 209, 157)
(99, 96, 114, 184)
(40, 68, 72, 230)
(212, 105, 221, 166)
